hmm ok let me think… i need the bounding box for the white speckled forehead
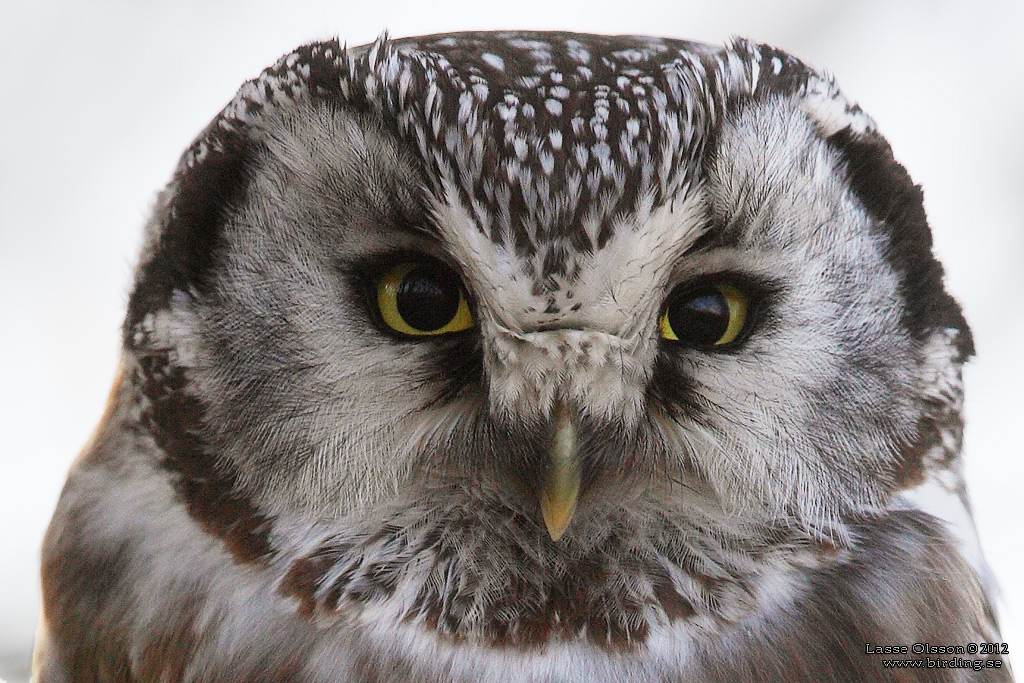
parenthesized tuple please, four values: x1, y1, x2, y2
(375, 33, 722, 265)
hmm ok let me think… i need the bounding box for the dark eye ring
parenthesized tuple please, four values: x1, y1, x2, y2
(659, 282, 749, 347)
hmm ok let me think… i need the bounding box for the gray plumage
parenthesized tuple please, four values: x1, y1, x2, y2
(35, 31, 1010, 682)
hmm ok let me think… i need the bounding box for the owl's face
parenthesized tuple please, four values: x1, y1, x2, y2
(117, 32, 975, 652)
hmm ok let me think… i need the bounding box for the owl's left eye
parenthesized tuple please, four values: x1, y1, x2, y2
(659, 281, 749, 347)
(375, 262, 475, 337)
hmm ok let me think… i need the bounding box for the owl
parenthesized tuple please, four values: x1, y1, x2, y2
(35, 31, 1010, 682)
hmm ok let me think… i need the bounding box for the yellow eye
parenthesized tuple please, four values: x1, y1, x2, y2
(376, 262, 474, 336)
(659, 282, 748, 347)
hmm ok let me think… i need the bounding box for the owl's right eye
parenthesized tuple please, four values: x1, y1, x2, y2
(375, 262, 475, 337)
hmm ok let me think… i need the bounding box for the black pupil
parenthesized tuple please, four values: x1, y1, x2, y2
(668, 288, 730, 345)
(396, 266, 462, 332)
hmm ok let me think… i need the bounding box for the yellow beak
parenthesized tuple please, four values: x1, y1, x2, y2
(539, 401, 581, 542)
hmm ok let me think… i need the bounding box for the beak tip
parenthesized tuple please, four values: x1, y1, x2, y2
(540, 496, 577, 542)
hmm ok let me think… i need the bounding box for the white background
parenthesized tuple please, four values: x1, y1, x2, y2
(1, 1, 1020, 680)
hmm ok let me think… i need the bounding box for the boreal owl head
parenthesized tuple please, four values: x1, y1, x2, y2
(38, 32, 1004, 683)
